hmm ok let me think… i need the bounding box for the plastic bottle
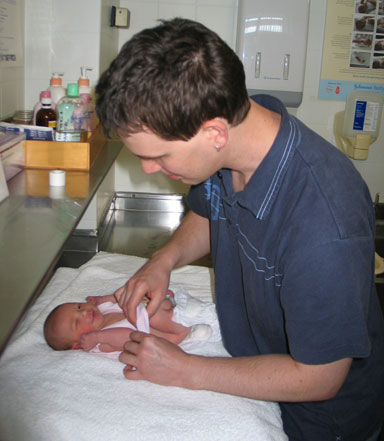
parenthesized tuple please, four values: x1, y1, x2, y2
(48, 72, 66, 109)
(35, 91, 56, 129)
(80, 93, 97, 132)
(55, 83, 88, 142)
(78, 67, 93, 95)
(343, 91, 383, 137)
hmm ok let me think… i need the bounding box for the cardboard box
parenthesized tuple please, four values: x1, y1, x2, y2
(25, 125, 107, 171)
(0, 132, 26, 181)
(0, 122, 54, 140)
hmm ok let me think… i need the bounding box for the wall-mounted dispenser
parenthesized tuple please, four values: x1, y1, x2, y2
(334, 91, 383, 160)
(236, 0, 310, 108)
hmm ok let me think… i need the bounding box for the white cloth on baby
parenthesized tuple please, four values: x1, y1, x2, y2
(89, 301, 149, 359)
(89, 288, 221, 359)
(174, 287, 222, 353)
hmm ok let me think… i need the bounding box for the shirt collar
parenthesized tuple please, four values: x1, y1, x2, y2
(221, 95, 301, 219)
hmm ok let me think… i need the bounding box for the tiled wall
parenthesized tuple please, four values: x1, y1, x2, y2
(297, 1, 384, 200)
(117, 0, 237, 48)
(1, 0, 121, 120)
(3, 0, 383, 199)
(21, 0, 120, 230)
(113, 0, 384, 199)
(23, 0, 119, 111)
(0, 0, 25, 120)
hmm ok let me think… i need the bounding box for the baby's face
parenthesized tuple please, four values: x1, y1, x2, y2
(53, 302, 104, 347)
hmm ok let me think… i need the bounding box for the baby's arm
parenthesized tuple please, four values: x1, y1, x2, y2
(86, 294, 116, 305)
(80, 328, 133, 352)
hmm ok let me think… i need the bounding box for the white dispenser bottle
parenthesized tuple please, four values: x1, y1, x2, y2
(334, 91, 383, 160)
(48, 72, 66, 108)
(236, 0, 310, 107)
(342, 91, 383, 138)
(78, 67, 93, 95)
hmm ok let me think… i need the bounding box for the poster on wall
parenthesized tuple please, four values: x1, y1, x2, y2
(0, 0, 23, 67)
(319, 0, 384, 101)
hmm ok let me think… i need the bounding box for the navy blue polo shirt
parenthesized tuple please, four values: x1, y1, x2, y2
(187, 95, 384, 440)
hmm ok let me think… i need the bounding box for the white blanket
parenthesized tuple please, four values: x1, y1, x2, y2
(0, 252, 287, 441)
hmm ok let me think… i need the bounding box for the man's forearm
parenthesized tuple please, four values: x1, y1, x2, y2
(182, 353, 352, 403)
(151, 210, 210, 270)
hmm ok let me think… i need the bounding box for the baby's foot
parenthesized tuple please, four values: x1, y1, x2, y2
(182, 324, 212, 344)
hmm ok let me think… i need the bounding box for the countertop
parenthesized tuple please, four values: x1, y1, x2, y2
(0, 139, 122, 353)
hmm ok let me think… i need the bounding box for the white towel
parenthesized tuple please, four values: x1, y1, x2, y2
(0, 252, 287, 441)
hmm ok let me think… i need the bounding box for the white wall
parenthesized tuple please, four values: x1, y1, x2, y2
(113, 0, 384, 199)
(297, 1, 384, 200)
(22, 0, 120, 230)
(24, 0, 119, 110)
(0, 0, 25, 120)
(7, 0, 384, 199)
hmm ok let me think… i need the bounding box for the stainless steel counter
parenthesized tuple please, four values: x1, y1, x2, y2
(0, 140, 122, 352)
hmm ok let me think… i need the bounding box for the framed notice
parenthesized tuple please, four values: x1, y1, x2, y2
(0, 0, 23, 67)
(319, 0, 384, 101)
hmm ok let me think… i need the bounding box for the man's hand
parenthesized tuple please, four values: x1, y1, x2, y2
(114, 257, 172, 325)
(120, 331, 352, 403)
(116, 210, 211, 325)
(119, 331, 189, 386)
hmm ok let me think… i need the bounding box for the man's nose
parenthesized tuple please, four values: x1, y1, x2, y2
(140, 159, 161, 175)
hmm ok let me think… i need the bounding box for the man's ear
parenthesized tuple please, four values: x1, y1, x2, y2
(72, 343, 81, 350)
(201, 118, 229, 149)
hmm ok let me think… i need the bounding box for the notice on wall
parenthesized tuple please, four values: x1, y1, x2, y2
(0, 0, 23, 67)
(319, 0, 384, 101)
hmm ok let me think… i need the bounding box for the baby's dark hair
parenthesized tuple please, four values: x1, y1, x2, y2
(44, 304, 72, 351)
(96, 17, 250, 141)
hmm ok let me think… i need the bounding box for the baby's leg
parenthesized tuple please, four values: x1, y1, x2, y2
(149, 297, 191, 344)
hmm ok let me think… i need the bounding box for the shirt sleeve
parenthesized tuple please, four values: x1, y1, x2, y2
(281, 236, 374, 364)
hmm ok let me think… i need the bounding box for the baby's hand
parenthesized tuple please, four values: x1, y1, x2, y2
(79, 332, 99, 351)
(86, 294, 116, 305)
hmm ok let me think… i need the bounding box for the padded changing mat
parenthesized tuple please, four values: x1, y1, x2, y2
(0, 252, 287, 441)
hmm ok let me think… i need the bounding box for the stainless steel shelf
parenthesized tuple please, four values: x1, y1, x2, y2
(0, 140, 122, 353)
(98, 191, 212, 267)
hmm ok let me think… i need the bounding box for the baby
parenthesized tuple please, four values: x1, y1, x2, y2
(44, 289, 215, 358)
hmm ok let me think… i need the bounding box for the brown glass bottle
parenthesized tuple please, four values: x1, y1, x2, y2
(36, 91, 56, 129)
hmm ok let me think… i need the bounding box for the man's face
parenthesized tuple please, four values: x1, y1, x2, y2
(118, 129, 222, 186)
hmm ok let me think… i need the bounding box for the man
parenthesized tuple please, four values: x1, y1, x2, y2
(96, 18, 384, 441)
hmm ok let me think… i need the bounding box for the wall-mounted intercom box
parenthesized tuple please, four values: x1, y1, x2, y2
(110, 6, 130, 28)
